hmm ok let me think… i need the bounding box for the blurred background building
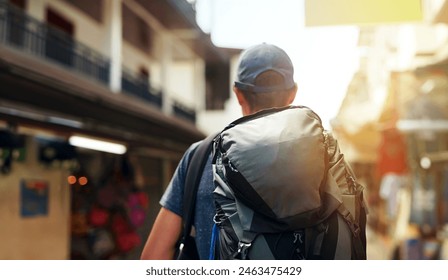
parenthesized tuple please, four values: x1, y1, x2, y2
(0, 0, 238, 259)
(330, 0, 448, 260)
(2, 0, 448, 260)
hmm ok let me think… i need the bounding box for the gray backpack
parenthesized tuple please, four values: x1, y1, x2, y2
(209, 105, 366, 260)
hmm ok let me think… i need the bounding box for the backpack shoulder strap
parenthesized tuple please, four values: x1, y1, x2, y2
(181, 132, 219, 244)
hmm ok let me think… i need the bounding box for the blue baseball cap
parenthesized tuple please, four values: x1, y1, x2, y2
(234, 43, 295, 93)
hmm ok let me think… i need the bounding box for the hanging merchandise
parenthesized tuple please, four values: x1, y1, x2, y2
(97, 184, 120, 209)
(400, 238, 422, 260)
(88, 206, 110, 227)
(376, 128, 408, 178)
(127, 191, 149, 227)
(421, 239, 441, 260)
(91, 229, 115, 259)
(410, 172, 438, 232)
(129, 208, 145, 228)
(379, 173, 408, 219)
(97, 156, 135, 209)
(116, 231, 141, 253)
(69, 154, 147, 259)
(111, 212, 141, 253)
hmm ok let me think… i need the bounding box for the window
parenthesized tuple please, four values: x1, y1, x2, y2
(63, 0, 103, 23)
(122, 4, 152, 53)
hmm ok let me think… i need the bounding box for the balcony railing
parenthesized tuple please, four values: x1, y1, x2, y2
(121, 68, 196, 123)
(0, 1, 110, 85)
(121, 68, 163, 109)
(0, 1, 197, 124)
(173, 101, 196, 123)
(121, 69, 196, 123)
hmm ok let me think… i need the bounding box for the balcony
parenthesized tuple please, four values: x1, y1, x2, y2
(0, 1, 198, 126)
(121, 68, 196, 123)
(121, 68, 163, 109)
(172, 100, 196, 123)
(121, 68, 197, 123)
(0, 1, 110, 86)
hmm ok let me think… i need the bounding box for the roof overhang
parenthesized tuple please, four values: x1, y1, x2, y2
(133, 0, 240, 63)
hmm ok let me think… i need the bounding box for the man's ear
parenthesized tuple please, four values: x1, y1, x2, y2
(233, 86, 246, 106)
(233, 86, 251, 116)
(287, 84, 298, 104)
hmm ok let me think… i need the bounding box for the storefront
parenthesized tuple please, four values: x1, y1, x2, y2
(0, 28, 205, 260)
(0, 116, 188, 259)
(391, 67, 448, 260)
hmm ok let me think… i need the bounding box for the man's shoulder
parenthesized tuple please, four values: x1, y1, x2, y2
(187, 133, 220, 158)
(183, 140, 202, 160)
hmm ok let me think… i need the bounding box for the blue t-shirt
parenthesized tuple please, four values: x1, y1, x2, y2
(159, 141, 215, 260)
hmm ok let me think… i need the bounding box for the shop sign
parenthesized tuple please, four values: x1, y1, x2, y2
(20, 179, 49, 218)
(305, 0, 422, 27)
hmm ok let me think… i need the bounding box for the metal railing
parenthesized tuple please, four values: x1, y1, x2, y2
(0, 1, 110, 85)
(121, 68, 163, 109)
(173, 100, 196, 123)
(0, 1, 197, 124)
(121, 69, 196, 123)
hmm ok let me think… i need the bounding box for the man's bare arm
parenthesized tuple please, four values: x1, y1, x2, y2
(140, 207, 182, 260)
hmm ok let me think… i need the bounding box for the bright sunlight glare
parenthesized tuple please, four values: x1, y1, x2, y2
(195, 0, 360, 129)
